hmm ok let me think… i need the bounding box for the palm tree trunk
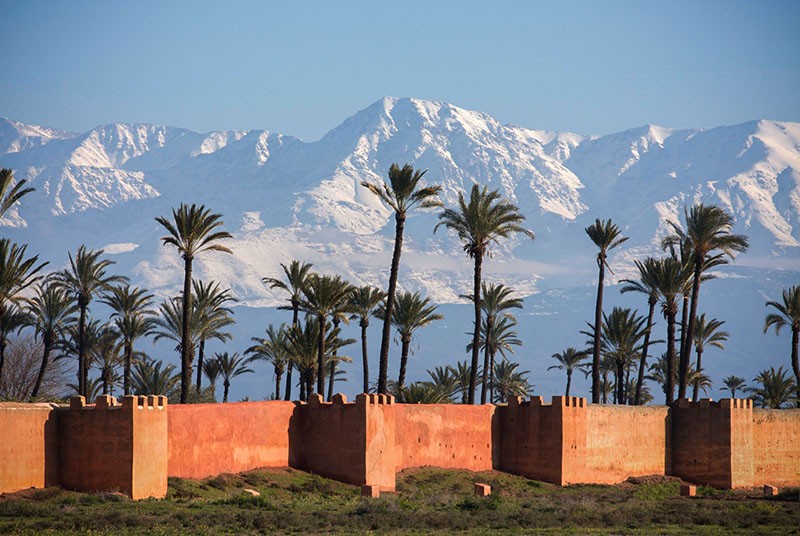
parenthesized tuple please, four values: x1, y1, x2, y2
(285, 305, 299, 401)
(124, 339, 133, 396)
(361, 321, 369, 393)
(298, 372, 306, 402)
(316, 315, 326, 395)
(30, 341, 51, 401)
(624, 364, 632, 405)
(692, 347, 704, 403)
(275, 366, 282, 400)
(378, 213, 405, 394)
(791, 327, 799, 407)
(327, 360, 336, 401)
(78, 302, 87, 398)
(469, 254, 483, 405)
(490, 350, 496, 403)
(666, 309, 677, 404)
(602, 370, 609, 404)
(565, 369, 572, 397)
(223, 380, 230, 403)
(306, 373, 313, 402)
(180, 256, 193, 404)
(398, 337, 410, 393)
(634, 298, 656, 405)
(616, 359, 625, 405)
(480, 318, 492, 404)
(591, 255, 606, 404)
(678, 294, 688, 366)
(196, 339, 205, 393)
(0, 338, 5, 388)
(680, 260, 703, 399)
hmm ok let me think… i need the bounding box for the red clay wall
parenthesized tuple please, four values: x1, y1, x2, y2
(584, 405, 670, 484)
(167, 401, 295, 479)
(0, 403, 58, 493)
(752, 408, 800, 487)
(394, 404, 495, 472)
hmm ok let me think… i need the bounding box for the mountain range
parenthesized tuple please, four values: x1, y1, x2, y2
(2, 97, 798, 401)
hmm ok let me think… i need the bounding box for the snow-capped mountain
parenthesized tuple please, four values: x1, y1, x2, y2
(1, 98, 798, 400)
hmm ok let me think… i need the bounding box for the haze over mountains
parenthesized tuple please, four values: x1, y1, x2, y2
(2, 97, 798, 400)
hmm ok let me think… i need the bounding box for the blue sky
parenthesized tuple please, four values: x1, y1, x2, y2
(2, 0, 798, 140)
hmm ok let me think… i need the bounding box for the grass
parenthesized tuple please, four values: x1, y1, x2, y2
(0, 467, 798, 535)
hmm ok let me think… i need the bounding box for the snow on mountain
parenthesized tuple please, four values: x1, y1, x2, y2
(1, 99, 798, 400)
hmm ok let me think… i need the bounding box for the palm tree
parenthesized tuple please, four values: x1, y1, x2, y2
(399, 382, 451, 404)
(476, 283, 523, 404)
(663, 204, 749, 399)
(0, 304, 27, 390)
(156, 203, 233, 403)
(470, 315, 522, 402)
(93, 326, 123, 395)
(549, 347, 589, 397)
(600, 307, 648, 404)
(53, 246, 126, 397)
(747, 366, 797, 409)
(132, 356, 180, 397)
(722, 375, 747, 398)
(152, 297, 197, 359)
(192, 280, 235, 392)
(621, 257, 661, 405)
(0, 168, 35, 218)
(436, 185, 533, 404)
(299, 273, 353, 396)
(691, 314, 728, 402)
(348, 285, 386, 393)
(585, 218, 628, 404)
(764, 285, 800, 395)
(214, 352, 254, 403)
(26, 282, 77, 400)
(101, 284, 155, 395)
(493, 359, 532, 403)
(376, 291, 442, 393)
(326, 295, 353, 401)
(362, 163, 442, 395)
(263, 260, 313, 400)
(246, 323, 290, 400)
(202, 358, 221, 399)
(426, 365, 459, 401)
(284, 317, 323, 401)
(452, 360, 475, 404)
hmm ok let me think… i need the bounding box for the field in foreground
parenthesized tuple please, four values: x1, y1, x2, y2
(1, 468, 798, 535)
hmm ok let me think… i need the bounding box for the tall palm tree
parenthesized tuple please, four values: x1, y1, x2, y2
(214, 352, 254, 403)
(263, 260, 313, 400)
(477, 283, 523, 404)
(764, 285, 800, 394)
(747, 366, 797, 409)
(0, 168, 35, 218)
(26, 282, 77, 400)
(376, 291, 443, 393)
(436, 185, 533, 404)
(493, 358, 532, 403)
(721, 375, 747, 398)
(621, 257, 661, 405)
(192, 280, 235, 392)
(549, 347, 589, 397)
(348, 284, 386, 393)
(585, 218, 628, 404)
(663, 204, 749, 399)
(246, 323, 290, 400)
(156, 203, 232, 403)
(132, 356, 180, 397)
(691, 314, 728, 402)
(101, 284, 155, 395)
(362, 163, 442, 395)
(600, 307, 648, 405)
(53, 246, 126, 397)
(299, 273, 353, 396)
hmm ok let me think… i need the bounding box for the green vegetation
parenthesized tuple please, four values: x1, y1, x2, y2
(1, 468, 798, 535)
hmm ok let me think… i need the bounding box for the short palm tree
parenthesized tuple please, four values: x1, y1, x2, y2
(299, 273, 353, 396)
(93, 326, 123, 395)
(600, 307, 648, 405)
(663, 204, 749, 399)
(285, 317, 322, 401)
(549, 347, 589, 397)
(214, 352, 254, 403)
(476, 283, 523, 404)
(0, 168, 35, 218)
(747, 366, 797, 409)
(493, 358, 532, 403)
(192, 280, 235, 392)
(26, 282, 77, 400)
(246, 323, 290, 400)
(620, 257, 661, 405)
(101, 284, 155, 395)
(721, 375, 747, 398)
(426, 365, 459, 401)
(764, 285, 800, 395)
(263, 260, 313, 400)
(0, 239, 47, 309)
(156, 203, 232, 403)
(376, 291, 443, 393)
(362, 163, 442, 395)
(132, 356, 180, 397)
(691, 314, 728, 402)
(469, 315, 521, 402)
(585, 218, 628, 404)
(452, 360, 475, 404)
(53, 246, 126, 397)
(0, 304, 27, 388)
(348, 284, 386, 393)
(152, 297, 198, 361)
(399, 382, 451, 404)
(202, 358, 221, 399)
(436, 185, 533, 404)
